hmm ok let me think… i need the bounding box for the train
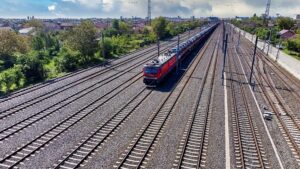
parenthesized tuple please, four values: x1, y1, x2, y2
(143, 23, 218, 87)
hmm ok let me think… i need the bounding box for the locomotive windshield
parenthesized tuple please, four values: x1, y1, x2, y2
(145, 67, 159, 74)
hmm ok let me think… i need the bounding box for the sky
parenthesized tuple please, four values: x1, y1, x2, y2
(0, 0, 299, 19)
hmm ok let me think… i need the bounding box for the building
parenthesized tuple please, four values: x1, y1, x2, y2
(44, 22, 61, 32)
(0, 27, 13, 31)
(19, 27, 36, 35)
(235, 16, 250, 21)
(95, 22, 109, 30)
(278, 29, 295, 40)
(296, 14, 300, 20)
(133, 22, 146, 33)
(60, 23, 75, 30)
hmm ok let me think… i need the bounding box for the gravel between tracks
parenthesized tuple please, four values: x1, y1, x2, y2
(145, 34, 215, 168)
(14, 80, 146, 168)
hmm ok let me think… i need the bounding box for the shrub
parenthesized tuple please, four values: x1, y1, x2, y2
(55, 47, 82, 72)
(0, 65, 25, 93)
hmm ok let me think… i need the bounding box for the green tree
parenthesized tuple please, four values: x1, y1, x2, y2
(32, 35, 45, 51)
(142, 27, 157, 45)
(112, 19, 120, 31)
(119, 21, 131, 34)
(99, 38, 113, 58)
(0, 30, 29, 68)
(277, 17, 295, 30)
(17, 51, 45, 82)
(64, 20, 98, 60)
(166, 22, 178, 36)
(287, 39, 300, 53)
(152, 17, 168, 40)
(256, 27, 269, 40)
(24, 19, 44, 30)
(55, 47, 81, 72)
(104, 28, 119, 37)
(0, 65, 25, 92)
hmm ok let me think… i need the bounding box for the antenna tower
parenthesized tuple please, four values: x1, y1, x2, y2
(148, 0, 151, 25)
(264, 0, 271, 23)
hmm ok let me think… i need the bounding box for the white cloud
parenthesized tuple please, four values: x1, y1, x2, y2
(61, 0, 103, 8)
(62, 0, 76, 2)
(56, 0, 300, 18)
(48, 4, 57, 12)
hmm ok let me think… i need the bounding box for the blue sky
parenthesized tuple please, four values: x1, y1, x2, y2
(0, 0, 299, 19)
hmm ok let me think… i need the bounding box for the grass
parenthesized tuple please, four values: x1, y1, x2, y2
(283, 48, 300, 61)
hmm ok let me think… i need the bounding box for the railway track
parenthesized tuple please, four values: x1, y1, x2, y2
(0, 29, 199, 109)
(0, 31, 197, 120)
(239, 36, 300, 102)
(0, 27, 213, 168)
(113, 26, 217, 169)
(0, 75, 144, 168)
(0, 32, 200, 143)
(226, 31, 271, 168)
(172, 29, 220, 169)
(0, 72, 143, 141)
(52, 87, 152, 169)
(235, 44, 300, 165)
(0, 44, 151, 103)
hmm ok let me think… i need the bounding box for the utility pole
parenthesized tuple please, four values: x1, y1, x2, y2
(222, 34, 228, 84)
(266, 23, 274, 56)
(249, 36, 258, 85)
(102, 32, 105, 58)
(276, 41, 281, 62)
(147, 0, 151, 25)
(237, 30, 241, 47)
(222, 22, 226, 52)
(157, 37, 160, 57)
(231, 26, 234, 42)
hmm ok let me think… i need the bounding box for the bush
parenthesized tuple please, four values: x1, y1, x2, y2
(0, 65, 25, 93)
(17, 51, 46, 82)
(287, 39, 300, 53)
(55, 47, 82, 72)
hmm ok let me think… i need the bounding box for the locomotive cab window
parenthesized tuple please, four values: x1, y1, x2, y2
(145, 67, 159, 74)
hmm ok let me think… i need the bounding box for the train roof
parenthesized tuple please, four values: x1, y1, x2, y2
(145, 52, 176, 67)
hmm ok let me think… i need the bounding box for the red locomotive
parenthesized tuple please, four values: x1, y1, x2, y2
(143, 24, 218, 87)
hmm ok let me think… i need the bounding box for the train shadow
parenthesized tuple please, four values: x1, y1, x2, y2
(151, 37, 210, 93)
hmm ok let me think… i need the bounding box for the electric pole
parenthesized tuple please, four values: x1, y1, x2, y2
(222, 34, 228, 84)
(101, 32, 105, 58)
(177, 34, 180, 74)
(250, 36, 258, 85)
(157, 37, 160, 57)
(237, 30, 241, 48)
